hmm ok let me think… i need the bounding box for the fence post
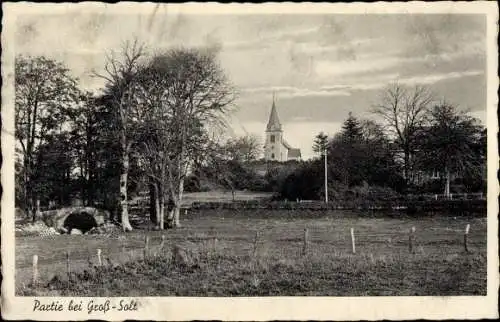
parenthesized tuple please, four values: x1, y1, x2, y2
(32, 255, 38, 287)
(213, 237, 218, 252)
(160, 235, 165, 251)
(66, 251, 71, 277)
(97, 248, 102, 266)
(144, 235, 150, 260)
(464, 224, 470, 253)
(302, 228, 309, 256)
(350, 228, 356, 254)
(66, 251, 71, 288)
(409, 226, 416, 254)
(253, 231, 260, 257)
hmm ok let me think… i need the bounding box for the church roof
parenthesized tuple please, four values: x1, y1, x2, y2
(266, 96, 282, 132)
(282, 139, 292, 150)
(288, 148, 302, 159)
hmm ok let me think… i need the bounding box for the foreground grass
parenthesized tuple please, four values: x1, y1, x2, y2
(20, 246, 486, 297)
(16, 211, 487, 296)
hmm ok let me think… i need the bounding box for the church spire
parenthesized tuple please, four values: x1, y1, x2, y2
(266, 92, 282, 132)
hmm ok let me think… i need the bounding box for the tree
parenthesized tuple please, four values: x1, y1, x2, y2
(67, 92, 102, 206)
(327, 114, 401, 190)
(328, 113, 365, 187)
(279, 159, 324, 201)
(341, 112, 364, 142)
(134, 47, 236, 228)
(312, 131, 329, 202)
(420, 102, 485, 196)
(224, 135, 262, 162)
(312, 132, 329, 155)
(15, 55, 81, 220)
(95, 40, 146, 232)
(359, 119, 402, 188)
(372, 83, 433, 187)
(31, 132, 74, 206)
(203, 137, 265, 201)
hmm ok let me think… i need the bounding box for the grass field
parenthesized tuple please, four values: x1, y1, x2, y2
(129, 190, 274, 207)
(16, 210, 487, 296)
(180, 191, 273, 206)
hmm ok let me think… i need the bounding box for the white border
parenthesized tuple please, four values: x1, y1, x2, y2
(2, 2, 499, 320)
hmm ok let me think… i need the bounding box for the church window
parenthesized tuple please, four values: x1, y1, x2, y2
(271, 153, 275, 159)
(270, 135, 275, 143)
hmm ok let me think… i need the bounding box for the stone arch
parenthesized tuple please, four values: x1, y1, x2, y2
(63, 211, 98, 234)
(48, 207, 107, 234)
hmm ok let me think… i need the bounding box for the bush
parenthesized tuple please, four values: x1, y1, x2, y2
(184, 175, 201, 192)
(277, 159, 401, 203)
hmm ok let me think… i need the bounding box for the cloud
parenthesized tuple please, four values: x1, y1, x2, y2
(314, 55, 403, 80)
(317, 70, 483, 94)
(283, 89, 351, 98)
(402, 14, 485, 60)
(281, 121, 343, 160)
(240, 85, 351, 98)
(221, 25, 320, 52)
(399, 70, 484, 86)
(14, 12, 486, 153)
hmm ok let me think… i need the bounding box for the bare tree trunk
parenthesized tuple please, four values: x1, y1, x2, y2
(149, 178, 159, 225)
(404, 150, 410, 187)
(160, 202, 165, 230)
(444, 167, 451, 197)
(172, 178, 185, 228)
(23, 160, 34, 221)
(120, 146, 133, 232)
(167, 208, 174, 228)
(159, 190, 165, 230)
(172, 207, 180, 228)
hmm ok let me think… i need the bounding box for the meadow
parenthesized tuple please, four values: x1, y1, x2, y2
(16, 209, 487, 296)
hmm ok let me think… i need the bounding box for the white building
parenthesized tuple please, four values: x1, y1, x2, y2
(263, 96, 301, 162)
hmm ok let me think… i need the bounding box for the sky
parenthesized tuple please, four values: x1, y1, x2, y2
(14, 8, 487, 159)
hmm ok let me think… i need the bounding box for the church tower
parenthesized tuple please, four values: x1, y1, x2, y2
(264, 94, 286, 161)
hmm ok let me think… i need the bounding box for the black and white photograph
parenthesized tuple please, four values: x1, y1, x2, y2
(1, 2, 498, 321)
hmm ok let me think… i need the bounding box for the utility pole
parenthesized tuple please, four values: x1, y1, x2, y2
(324, 147, 328, 203)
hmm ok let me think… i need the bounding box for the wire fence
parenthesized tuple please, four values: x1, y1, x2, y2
(17, 218, 486, 294)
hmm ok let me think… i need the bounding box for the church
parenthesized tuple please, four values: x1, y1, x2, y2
(264, 95, 302, 162)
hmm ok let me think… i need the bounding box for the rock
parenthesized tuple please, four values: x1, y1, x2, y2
(47, 227, 58, 234)
(172, 245, 190, 266)
(70, 228, 83, 235)
(41, 210, 59, 227)
(37, 207, 109, 233)
(87, 227, 99, 235)
(40, 227, 59, 237)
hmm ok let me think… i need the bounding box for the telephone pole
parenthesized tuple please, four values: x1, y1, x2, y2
(324, 147, 328, 203)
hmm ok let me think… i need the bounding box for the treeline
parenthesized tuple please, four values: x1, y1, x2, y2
(14, 41, 487, 229)
(15, 41, 239, 230)
(278, 103, 486, 202)
(186, 85, 487, 204)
